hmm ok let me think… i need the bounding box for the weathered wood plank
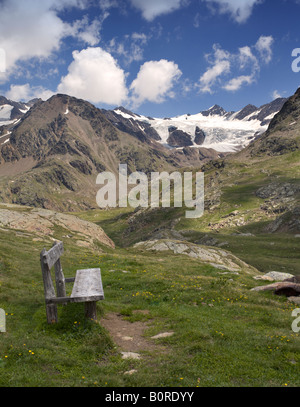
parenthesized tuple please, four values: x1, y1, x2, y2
(85, 302, 97, 320)
(46, 297, 73, 304)
(47, 295, 103, 304)
(54, 258, 66, 298)
(46, 304, 58, 324)
(40, 248, 56, 300)
(71, 269, 104, 299)
(43, 241, 64, 269)
(40, 242, 104, 324)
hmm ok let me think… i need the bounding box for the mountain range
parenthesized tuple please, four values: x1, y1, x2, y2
(0, 94, 220, 210)
(0, 96, 40, 126)
(0, 90, 298, 222)
(104, 98, 286, 152)
(1, 95, 286, 154)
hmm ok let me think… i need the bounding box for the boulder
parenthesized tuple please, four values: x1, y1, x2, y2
(253, 271, 294, 282)
(0, 203, 115, 249)
(287, 297, 300, 305)
(251, 281, 300, 297)
(134, 239, 257, 274)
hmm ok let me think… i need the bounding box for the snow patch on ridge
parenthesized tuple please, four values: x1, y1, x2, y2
(113, 107, 270, 152)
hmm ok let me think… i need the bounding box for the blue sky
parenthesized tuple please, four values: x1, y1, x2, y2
(0, 0, 300, 117)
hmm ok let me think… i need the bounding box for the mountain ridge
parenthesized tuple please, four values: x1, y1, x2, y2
(1, 94, 287, 153)
(0, 90, 297, 215)
(106, 97, 287, 152)
(0, 94, 222, 211)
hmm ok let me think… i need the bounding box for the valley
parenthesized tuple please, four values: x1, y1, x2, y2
(0, 88, 299, 388)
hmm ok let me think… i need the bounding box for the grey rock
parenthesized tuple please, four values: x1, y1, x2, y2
(134, 239, 257, 274)
(151, 332, 174, 339)
(253, 271, 294, 282)
(121, 352, 141, 360)
(287, 297, 300, 305)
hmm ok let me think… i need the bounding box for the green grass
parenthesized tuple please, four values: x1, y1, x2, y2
(0, 225, 299, 387)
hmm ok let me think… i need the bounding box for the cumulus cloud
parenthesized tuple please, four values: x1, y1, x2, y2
(69, 16, 102, 46)
(198, 35, 274, 93)
(107, 32, 150, 65)
(6, 83, 54, 101)
(129, 0, 189, 21)
(223, 75, 254, 91)
(198, 45, 231, 93)
(0, 0, 104, 78)
(129, 59, 182, 106)
(199, 60, 231, 94)
(203, 0, 262, 23)
(57, 47, 128, 105)
(0, 1, 66, 74)
(272, 90, 282, 100)
(255, 35, 274, 63)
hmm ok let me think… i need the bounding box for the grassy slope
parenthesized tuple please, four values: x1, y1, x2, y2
(0, 209, 299, 387)
(1, 94, 300, 387)
(75, 147, 300, 275)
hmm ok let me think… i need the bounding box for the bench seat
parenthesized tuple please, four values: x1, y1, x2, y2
(46, 269, 104, 304)
(40, 242, 104, 323)
(71, 269, 104, 300)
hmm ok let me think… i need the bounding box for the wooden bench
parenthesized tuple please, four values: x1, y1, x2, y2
(40, 241, 104, 324)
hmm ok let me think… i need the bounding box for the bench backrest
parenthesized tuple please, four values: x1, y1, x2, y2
(40, 241, 66, 300)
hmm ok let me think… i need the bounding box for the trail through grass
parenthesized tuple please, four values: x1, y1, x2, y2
(0, 227, 299, 387)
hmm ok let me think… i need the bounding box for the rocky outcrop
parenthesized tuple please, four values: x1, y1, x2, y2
(194, 127, 206, 145)
(101, 107, 161, 142)
(0, 203, 115, 249)
(264, 207, 300, 233)
(234, 104, 258, 121)
(253, 271, 294, 282)
(256, 182, 300, 200)
(251, 281, 300, 297)
(167, 127, 193, 147)
(256, 182, 300, 219)
(246, 89, 300, 157)
(134, 239, 257, 273)
(201, 105, 227, 117)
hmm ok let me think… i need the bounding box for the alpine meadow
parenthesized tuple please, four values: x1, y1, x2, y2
(0, 0, 300, 391)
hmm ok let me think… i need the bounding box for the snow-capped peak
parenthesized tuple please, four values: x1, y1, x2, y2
(112, 98, 287, 153)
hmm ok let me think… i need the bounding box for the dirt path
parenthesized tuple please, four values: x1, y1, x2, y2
(100, 312, 167, 358)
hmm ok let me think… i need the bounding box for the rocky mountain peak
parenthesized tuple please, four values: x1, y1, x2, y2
(241, 88, 300, 158)
(201, 104, 227, 117)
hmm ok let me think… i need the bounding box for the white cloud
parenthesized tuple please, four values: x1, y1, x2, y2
(198, 35, 273, 93)
(128, 0, 261, 23)
(0, 1, 66, 74)
(57, 47, 128, 105)
(238, 46, 258, 70)
(0, 0, 104, 78)
(255, 35, 274, 63)
(6, 84, 54, 101)
(129, 0, 189, 21)
(198, 44, 231, 93)
(272, 90, 282, 100)
(130, 59, 182, 106)
(223, 75, 254, 91)
(107, 32, 150, 65)
(203, 0, 262, 23)
(69, 16, 102, 46)
(199, 60, 231, 94)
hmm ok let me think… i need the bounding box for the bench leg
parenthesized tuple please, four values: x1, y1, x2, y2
(85, 302, 97, 321)
(46, 303, 58, 324)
